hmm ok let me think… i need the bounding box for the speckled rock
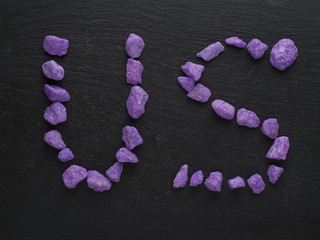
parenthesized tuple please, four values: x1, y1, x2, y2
(247, 174, 265, 194)
(122, 126, 143, 150)
(262, 118, 279, 139)
(43, 35, 69, 56)
(173, 164, 188, 188)
(87, 170, 112, 192)
(126, 58, 144, 85)
(181, 62, 204, 81)
(204, 172, 223, 192)
(267, 165, 284, 184)
(266, 136, 290, 160)
(106, 162, 123, 183)
(44, 130, 66, 150)
(44, 84, 70, 102)
(42, 60, 64, 81)
(228, 176, 245, 189)
(44, 102, 67, 125)
(58, 148, 74, 162)
(189, 170, 203, 187)
(125, 33, 145, 58)
(177, 76, 195, 92)
(237, 108, 260, 128)
(196, 42, 225, 61)
(225, 37, 246, 48)
(187, 83, 211, 103)
(126, 86, 149, 119)
(247, 39, 268, 59)
(116, 147, 139, 163)
(270, 38, 298, 70)
(62, 165, 88, 189)
(211, 99, 235, 120)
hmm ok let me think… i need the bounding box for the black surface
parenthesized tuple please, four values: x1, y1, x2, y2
(1, 0, 320, 239)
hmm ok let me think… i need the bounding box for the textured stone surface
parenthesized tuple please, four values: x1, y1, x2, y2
(189, 170, 203, 187)
(196, 42, 225, 61)
(211, 99, 235, 120)
(225, 37, 246, 48)
(262, 118, 279, 139)
(267, 165, 284, 184)
(44, 102, 67, 125)
(106, 162, 123, 183)
(237, 108, 260, 128)
(204, 172, 223, 192)
(43, 35, 69, 56)
(247, 174, 265, 194)
(187, 83, 211, 103)
(58, 148, 74, 162)
(62, 165, 88, 189)
(44, 84, 70, 102)
(122, 126, 143, 150)
(173, 164, 188, 188)
(125, 33, 145, 58)
(181, 62, 204, 81)
(44, 130, 66, 150)
(247, 39, 268, 59)
(270, 38, 298, 70)
(126, 58, 144, 85)
(177, 76, 195, 92)
(228, 176, 245, 189)
(126, 86, 149, 119)
(116, 147, 139, 163)
(87, 170, 112, 192)
(266, 136, 290, 160)
(42, 60, 64, 81)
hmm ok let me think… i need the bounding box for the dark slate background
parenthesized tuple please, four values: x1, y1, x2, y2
(1, 0, 320, 239)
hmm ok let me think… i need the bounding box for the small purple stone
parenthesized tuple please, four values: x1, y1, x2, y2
(44, 130, 66, 150)
(181, 62, 204, 81)
(211, 99, 235, 120)
(126, 86, 149, 119)
(262, 118, 279, 139)
(267, 165, 284, 184)
(44, 102, 67, 125)
(125, 33, 145, 58)
(106, 162, 123, 182)
(237, 108, 260, 128)
(122, 126, 143, 150)
(189, 170, 203, 187)
(228, 176, 245, 189)
(187, 83, 211, 103)
(42, 60, 64, 81)
(204, 172, 223, 192)
(177, 76, 195, 92)
(44, 84, 70, 102)
(247, 174, 265, 194)
(173, 164, 188, 188)
(196, 42, 225, 62)
(225, 37, 246, 48)
(247, 39, 268, 59)
(62, 165, 88, 189)
(266, 136, 290, 160)
(126, 58, 144, 85)
(43, 35, 69, 56)
(87, 170, 112, 192)
(116, 147, 139, 163)
(270, 38, 298, 71)
(58, 148, 74, 162)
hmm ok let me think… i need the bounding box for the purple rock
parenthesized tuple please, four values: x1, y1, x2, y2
(58, 148, 74, 162)
(62, 165, 88, 189)
(173, 164, 188, 188)
(122, 126, 143, 150)
(262, 118, 279, 139)
(187, 83, 211, 103)
(116, 147, 139, 163)
(125, 33, 145, 58)
(44, 84, 70, 102)
(270, 38, 298, 71)
(247, 39, 268, 59)
(106, 162, 123, 183)
(126, 86, 149, 119)
(87, 170, 112, 192)
(43, 35, 69, 56)
(189, 170, 203, 187)
(44, 130, 66, 150)
(181, 62, 204, 81)
(211, 99, 235, 120)
(42, 60, 64, 81)
(267, 165, 284, 184)
(196, 42, 225, 62)
(225, 37, 246, 48)
(237, 108, 260, 128)
(44, 102, 67, 125)
(228, 176, 245, 189)
(266, 136, 290, 160)
(247, 174, 265, 194)
(204, 172, 223, 192)
(177, 76, 195, 92)
(126, 58, 144, 85)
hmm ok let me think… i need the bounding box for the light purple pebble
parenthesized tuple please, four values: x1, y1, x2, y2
(58, 148, 74, 162)
(266, 136, 290, 160)
(173, 164, 188, 188)
(126, 58, 144, 85)
(125, 33, 145, 58)
(181, 62, 204, 81)
(62, 165, 88, 189)
(44, 84, 70, 102)
(44, 102, 67, 125)
(211, 99, 235, 120)
(270, 38, 298, 71)
(225, 37, 246, 48)
(247, 174, 265, 194)
(106, 162, 123, 182)
(262, 118, 279, 139)
(196, 42, 225, 62)
(187, 83, 211, 103)
(44, 130, 66, 150)
(43, 35, 69, 56)
(228, 176, 245, 189)
(122, 126, 143, 150)
(87, 170, 112, 192)
(189, 170, 203, 187)
(177, 76, 195, 92)
(42, 60, 64, 81)
(116, 147, 139, 163)
(247, 39, 268, 59)
(204, 172, 223, 192)
(267, 165, 284, 184)
(237, 108, 260, 128)
(126, 86, 149, 119)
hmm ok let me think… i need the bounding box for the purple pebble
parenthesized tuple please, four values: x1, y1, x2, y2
(189, 170, 203, 187)
(266, 136, 290, 160)
(225, 37, 246, 48)
(228, 176, 245, 189)
(44, 102, 67, 125)
(125, 33, 145, 58)
(211, 99, 235, 120)
(247, 174, 265, 194)
(177, 76, 195, 92)
(44, 84, 70, 102)
(126, 86, 149, 119)
(62, 165, 88, 189)
(116, 147, 139, 163)
(270, 38, 298, 71)
(181, 62, 204, 81)
(262, 118, 279, 139)
(58, 148, 74, 162)
(196, 42, 225, 62)
(247, 39, 268, 59)
(106, 162, 123, 182)
(122, 126, 143, 150)
(237, 108, 260, 128)
(187, 83, 211, 103)
(126, 58, 144, 85)
(44, 130, 66, 150)
(204, 172, 223, 192)
(87, 170, 112, 192)
(267, 165, 284, 184)
(42, 60, 64, 81)
(43, 35, 69, 56)
(173, 164, 188, 188)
